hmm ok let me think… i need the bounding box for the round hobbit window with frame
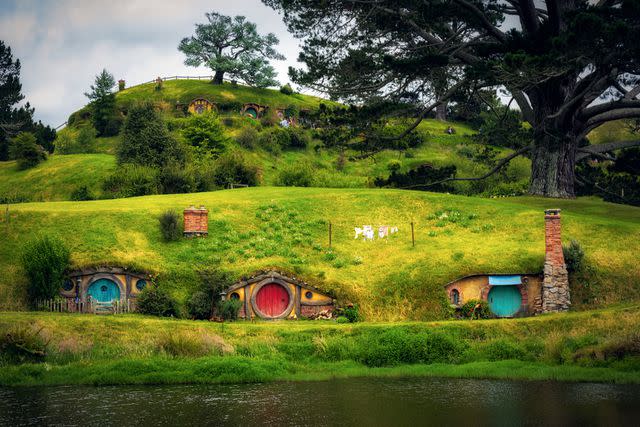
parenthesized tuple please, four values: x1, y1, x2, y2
(62, 279, 74, 292)
(230, 292, 240, 300)
(136, 280, 147, 291)
(305, 291, 313, 299)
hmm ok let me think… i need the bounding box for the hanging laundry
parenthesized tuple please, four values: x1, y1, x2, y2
(378, 226, 389, 239)
(354, 227, 364, 239)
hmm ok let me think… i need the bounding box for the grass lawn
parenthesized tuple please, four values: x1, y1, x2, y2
(1, 187, 638, 317)
(0, 154, 116, 202)
(1, 306, 639, 386)
(115, 79, 336, 111)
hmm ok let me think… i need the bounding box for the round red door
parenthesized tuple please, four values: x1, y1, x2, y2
(255, 283, 290, 317)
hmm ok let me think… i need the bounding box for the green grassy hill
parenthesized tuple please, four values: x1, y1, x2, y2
(0, 154, 116, 202)
(1, 188, 638, 318)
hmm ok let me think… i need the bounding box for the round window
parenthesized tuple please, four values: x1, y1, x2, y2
(305, 291, 313, 299)
(230, 292, 240, 300)
(62, 279, 74, 292)
(136, 280, 147, 291)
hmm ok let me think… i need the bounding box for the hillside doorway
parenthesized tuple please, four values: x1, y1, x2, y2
(488, 286, 522, 317)
(88, 278, 120, 303)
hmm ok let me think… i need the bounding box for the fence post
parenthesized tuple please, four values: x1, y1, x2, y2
(411, 222, 415, 247)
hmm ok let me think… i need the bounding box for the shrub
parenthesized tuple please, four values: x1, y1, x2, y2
(236, 126, 259, 149)
(563, 239, 585, 273)
(343, 304, 360, 323)
(460, 299, 492, 319)
(260, 109, 280, 127)
(70, 185, 94, 201)
(56, 126, 98, 154)
(287, 128, 310, 149)
(117, 102, 186, 167)
(158, 210, 182, 242)
(136, 286, 179, 317)
(280, 83, 294, 95)
(258, 127, 290, 153)
(102, 164, 159, 198)
(21, 235, 70, 306)
(186, 291, 213, 320)
(159, 164, 196, 194)
(336, 316, 349, 324)
(216, 299, 242, 321)
(387, 160, 402, 173)
(10, 132, 46, 170)
(0, 326, 48, 364)
(276, 162, 314, 187)
(181, 111, 227, 155)
(212, 151, 260, 187)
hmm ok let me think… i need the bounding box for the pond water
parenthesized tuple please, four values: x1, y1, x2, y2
(1, 377, 639, 426)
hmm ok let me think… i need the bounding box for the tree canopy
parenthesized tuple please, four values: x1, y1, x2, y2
(179, 12, 285, 87)
(265, 0, 640, 198)
(85, 69, 120, 137)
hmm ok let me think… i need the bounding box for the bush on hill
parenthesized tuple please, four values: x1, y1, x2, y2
(102, 163, 159, 198)
(21, 235, 70, 306)
(276, 162, 314, 187)
(235, 126, 259, 149)
(54, 126, 97, 154)
(10, 132, 47, 170)
(159, 163, 197, 194)
(211, 151, 260, 187)
(181, 111, 227, 155)
(70, 185, 95, 201)
(117, 103, 186, 168)
(280, 83, 294, 95)
(158, 210, 183, 242)
(136, 286, 179, 317)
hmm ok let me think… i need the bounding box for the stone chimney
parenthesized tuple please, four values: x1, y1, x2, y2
(183, 206, 208, 237)
(118, 79, 125, 91)
(542, 209, 570, 312)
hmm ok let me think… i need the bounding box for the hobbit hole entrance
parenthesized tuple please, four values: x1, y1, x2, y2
(88, 278, 120, 303)
(255, 283, 290, 317)
(488, 286, 522, 317)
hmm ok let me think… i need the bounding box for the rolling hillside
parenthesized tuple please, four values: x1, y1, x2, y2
(1, 188, 638, 318)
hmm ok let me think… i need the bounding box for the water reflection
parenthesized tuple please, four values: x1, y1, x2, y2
(1, 377, 639, 426)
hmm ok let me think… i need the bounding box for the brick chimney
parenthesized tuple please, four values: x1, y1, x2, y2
(541, 209, 570, 312)
(183, 206, 208, 237)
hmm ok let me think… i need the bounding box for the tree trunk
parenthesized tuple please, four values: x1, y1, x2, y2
(212, 70, 224, 85)
(435, 102, 447, 121)
(529, 134, 577, 198)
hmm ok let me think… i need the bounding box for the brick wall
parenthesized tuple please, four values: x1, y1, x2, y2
(184, 206, 208, 237)
(544, 209, 565, 266)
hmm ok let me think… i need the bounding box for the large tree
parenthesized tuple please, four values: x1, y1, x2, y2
(265, 0, 640, 198)
(179, 12, 285, 87)
(0, 40, 27, 160)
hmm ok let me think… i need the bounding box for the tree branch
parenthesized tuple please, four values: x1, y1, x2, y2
(576, 140, 640, 161)
(400, 145, 532, 189)
(452, 0, 508, 43)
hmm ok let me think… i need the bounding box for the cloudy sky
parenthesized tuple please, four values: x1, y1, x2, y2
(0, 0, 301, 126)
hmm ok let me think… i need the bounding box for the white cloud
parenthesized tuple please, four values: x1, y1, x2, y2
(0, 0, 302, 125)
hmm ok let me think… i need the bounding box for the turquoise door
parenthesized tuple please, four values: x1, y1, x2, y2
(87, 279, 120, 303)
(488, 286, 522, 317)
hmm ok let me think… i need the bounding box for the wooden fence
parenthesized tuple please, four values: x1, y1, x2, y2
(35, 298, 133, 315)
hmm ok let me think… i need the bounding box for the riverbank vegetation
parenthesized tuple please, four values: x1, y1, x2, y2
(1, 306, 639, 386)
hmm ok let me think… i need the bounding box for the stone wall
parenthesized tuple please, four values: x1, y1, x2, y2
(541, 209, 571, 312)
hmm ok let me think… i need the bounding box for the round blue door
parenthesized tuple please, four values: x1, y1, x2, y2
(87, 278, 120, 303)
(488, 286, 522, 317)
